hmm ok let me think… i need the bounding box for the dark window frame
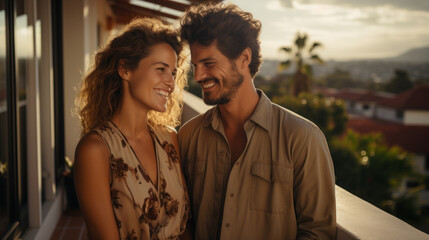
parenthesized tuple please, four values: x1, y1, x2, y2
(52, 0, 65, 184)
(5, 0, 23, 238)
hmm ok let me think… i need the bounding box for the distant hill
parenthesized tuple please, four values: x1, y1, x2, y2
(258, 46, 429, 82)
(389, 46, 429, 63)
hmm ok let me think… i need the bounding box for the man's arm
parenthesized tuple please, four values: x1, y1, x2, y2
(293, 126, 336, 239)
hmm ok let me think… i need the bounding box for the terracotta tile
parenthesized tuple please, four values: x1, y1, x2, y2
(64, 209, 82, 217)
(55, 215, 69, 228)
(50, 229, 62, 240)
(81, 229, 88, 240)
(68, 216, 84, 228)
(61, 229, 81, 240)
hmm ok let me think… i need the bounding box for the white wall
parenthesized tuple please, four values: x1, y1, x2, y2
(413, 154, 426, 175)
(355, 102, 375, 118)
(404, 110, 429, 126)
(63, 0, 85, 161)
(97, 0, 114, 46)
(63, 0, 107, 161)
(376, 106, 402, 123)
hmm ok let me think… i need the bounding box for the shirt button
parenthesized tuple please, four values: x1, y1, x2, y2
(226, 223, 230, 228)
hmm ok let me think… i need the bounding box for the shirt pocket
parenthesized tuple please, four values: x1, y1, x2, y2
(250, 162, 292, 213)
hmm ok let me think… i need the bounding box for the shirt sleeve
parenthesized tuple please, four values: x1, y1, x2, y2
(293, 125, 337, 239)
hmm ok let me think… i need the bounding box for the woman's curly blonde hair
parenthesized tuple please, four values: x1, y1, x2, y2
(76, 17, 189, 135)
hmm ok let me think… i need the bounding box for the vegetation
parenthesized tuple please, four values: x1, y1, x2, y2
(330, 130, 424, 223)
(278, 32, 324, 96)
(383, 69, 414, 94)
(272, 93, 347, 141)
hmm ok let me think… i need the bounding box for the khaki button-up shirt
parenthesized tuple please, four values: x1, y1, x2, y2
(179, 90, 336, 240)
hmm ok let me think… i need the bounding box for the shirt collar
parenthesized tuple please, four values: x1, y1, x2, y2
(202, 89, 272, 133)
(249, 89, 272, 132)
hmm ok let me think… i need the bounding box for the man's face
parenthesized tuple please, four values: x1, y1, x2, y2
(190, 42, 243, 105)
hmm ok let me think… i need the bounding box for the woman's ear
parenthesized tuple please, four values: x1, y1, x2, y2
(118, 60, 130, 81)
(239, 47, 252, 70)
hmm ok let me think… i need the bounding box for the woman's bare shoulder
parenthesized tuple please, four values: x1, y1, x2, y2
(75, 132, 110, 165)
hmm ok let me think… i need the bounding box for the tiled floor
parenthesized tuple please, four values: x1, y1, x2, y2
(50, 210, 87, 240)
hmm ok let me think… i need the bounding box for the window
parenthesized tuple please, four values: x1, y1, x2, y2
(1, 0, 64, 238)
(406, 180, 420, 189)
(363, 104, 370, 110)
(37, 0, 56, 204)
(0, 2, 8, 237)
(396, 109, 404, 119)
(425, 154, 429, 171)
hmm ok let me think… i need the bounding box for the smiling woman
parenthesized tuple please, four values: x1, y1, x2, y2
(74, 17, 191, 240)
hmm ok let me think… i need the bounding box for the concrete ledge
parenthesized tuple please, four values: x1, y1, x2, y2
(336, 186, 428, 240)
(182, 91, 212, 124)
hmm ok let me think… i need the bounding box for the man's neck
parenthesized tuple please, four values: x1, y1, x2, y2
(218, 83, 259, 130)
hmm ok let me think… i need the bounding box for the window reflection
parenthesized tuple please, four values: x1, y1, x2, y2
(0, 2, 8, 237)
(15, 0, 30, 227)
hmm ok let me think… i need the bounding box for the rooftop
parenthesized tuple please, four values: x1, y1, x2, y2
(318, 87, 395, 103)
(378, 85, 429, 110)
(347, 117, 429, 154)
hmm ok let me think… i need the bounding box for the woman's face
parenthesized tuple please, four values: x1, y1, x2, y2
(125, 42, 177, 113)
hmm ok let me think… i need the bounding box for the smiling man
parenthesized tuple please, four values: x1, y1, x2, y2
(178, 3, 336, 240)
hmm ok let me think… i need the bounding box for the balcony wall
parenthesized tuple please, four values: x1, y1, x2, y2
(182, 91, 429, 240)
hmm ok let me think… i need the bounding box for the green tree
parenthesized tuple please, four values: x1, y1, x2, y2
(384, 69, 413, 94)
(278, 32, 324, 96)
(255, 74, 292, 100)
(330, 130, 422, 219)
(272, 93, 348, 140)
(322, 68, 357, 89)
(184, 70, 202, 98)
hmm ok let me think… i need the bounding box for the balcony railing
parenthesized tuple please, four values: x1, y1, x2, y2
(181, 91, 429, 240)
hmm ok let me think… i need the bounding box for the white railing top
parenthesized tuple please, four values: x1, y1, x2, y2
(336, 186, 428, 240)
(182, 90, 211, 114)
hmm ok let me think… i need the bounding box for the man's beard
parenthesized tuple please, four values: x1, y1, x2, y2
(202, 66, 244, 106)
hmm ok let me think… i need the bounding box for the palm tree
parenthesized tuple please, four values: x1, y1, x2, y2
(279, 32, 324, 96)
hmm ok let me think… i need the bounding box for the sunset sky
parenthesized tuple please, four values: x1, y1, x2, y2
(230, 0, 429, 60)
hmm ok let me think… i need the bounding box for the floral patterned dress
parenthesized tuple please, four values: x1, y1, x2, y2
(94, 121, 190, 240)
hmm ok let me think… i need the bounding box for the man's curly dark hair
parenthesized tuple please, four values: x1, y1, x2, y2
(180, 3, 262, 77)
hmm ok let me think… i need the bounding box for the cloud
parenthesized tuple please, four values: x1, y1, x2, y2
(278, 0, 293, 8)
(279, 0, 429, 12)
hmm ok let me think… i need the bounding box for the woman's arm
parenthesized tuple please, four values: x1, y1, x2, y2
(74, 133, 120, 240)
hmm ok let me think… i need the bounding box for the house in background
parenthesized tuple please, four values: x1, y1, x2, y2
(375, 85, 429, 125)
(340, 85, 429, 209)
(319, 87, 395, 118)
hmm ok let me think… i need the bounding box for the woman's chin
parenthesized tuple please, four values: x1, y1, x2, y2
(152, 105, 167, 113)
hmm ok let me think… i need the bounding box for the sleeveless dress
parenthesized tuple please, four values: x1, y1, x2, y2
(94, 121, 190, 240)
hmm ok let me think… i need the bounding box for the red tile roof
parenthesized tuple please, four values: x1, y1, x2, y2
(378, 85, 429, 110)
(317, 88, 394, 103)
(347, 118, 429, 154)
